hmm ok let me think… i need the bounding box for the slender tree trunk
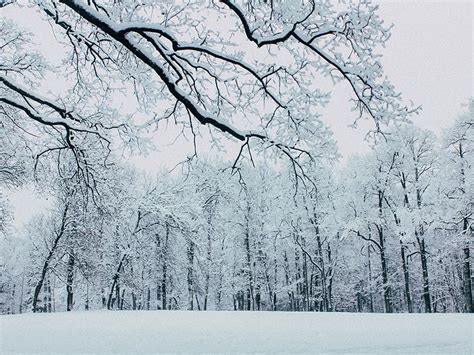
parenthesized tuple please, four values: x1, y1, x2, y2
(263, 254, 273, 310)
(399, 175, 414, 313)
(315, 226, 328, 312)
(379, 227, 393, 313)
(120, 289, 125, 310)
(462, 217, 473, 312)
(255, 239, 263, 311)
(356, 290, 363, 312)
(377, 225, 393, 313)
(107, 254, 126, 310)
(302, 244, 309, 311)
(244, 206, 254, 310)
(294, 245, 301, 311)
(66, 251, 75, 311)
(216, 235, 226, 310)
(417, 233, 432, 313)
(283, 251, 293, 311)
(327, 243, 333, 311)
(377, 190, 393, 313)
(195, 292, 201, 310)
(132, 292, 137, 310)
(367, 245, 374, 313)
(146, 287, 151, 310)
(33, 205, 68, 312)
(187, 240, 195, 310)
(273, 241, 278, 311)
(246, 289, 251, 310)
(400, 241, 413, 313)
(255, 285, 261, 311)
(162, 222, 169, 310)
(115, 279, 121, 310)
(155, 233, 161, 309)
(458, 143, 473, 312)
(412, 161, 432, 313)
(85, 281, 89, 311)
(41, 279, 50, 313)
(204, 217, 212, 311)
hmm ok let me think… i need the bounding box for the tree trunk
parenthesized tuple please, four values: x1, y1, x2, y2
(263, 254, 273, 311)
(378, 224, 393, 313)
(462, 217, 473, 312)
(204, 217, 212, 311)
(400, 241, 413, 313)
(273, 241, 278, 311)
(315, 227, 328, 312)
(85, 282, 89, 311)
(417, 233, 432, 313)
(302, 244, 309, 311)
(367, 245, 374, 313)
(294, 245, 301, 311)
(46, 278, 52, 313)
(146, 287, 151, 310)
(195, 292, 201, 310)
(378, 190, 393, 313)
(244, 207, 254, 310)
(19, 271, 25, 314)
(162, 222, 169, 310)
(187, 240, 195, 310)
(283, 251, 293, 311)
(33, 205, 68, 312)
(216, 235, 226, 310)
(66, 251, 75, 311)
(107, 254, 126, 310)
(120, 289, 125, 310)
(458, 142, 473, 312)
(327, 243, 333, 311)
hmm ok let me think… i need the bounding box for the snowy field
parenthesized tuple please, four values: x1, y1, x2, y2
(1, 311, 473, 354)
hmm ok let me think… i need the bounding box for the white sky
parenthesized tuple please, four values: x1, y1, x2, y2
(326, 0, 473, 160)
(3, 0, 473, 228)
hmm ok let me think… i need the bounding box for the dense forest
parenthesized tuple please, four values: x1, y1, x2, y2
(0, 0, 472, 316)
(1, 103, 473, 314)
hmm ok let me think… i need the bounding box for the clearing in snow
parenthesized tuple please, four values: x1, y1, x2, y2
(1, 311, 473, 353)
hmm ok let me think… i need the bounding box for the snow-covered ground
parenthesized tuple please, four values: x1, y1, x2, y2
(1, 311, 472, 354)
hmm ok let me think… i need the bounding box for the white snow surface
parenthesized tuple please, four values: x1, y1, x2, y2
(1, 311, 473, 354)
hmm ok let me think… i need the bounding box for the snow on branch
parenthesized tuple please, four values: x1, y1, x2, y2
(2, 0, 419, 190)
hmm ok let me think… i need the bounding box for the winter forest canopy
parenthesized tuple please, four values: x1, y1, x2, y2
(0, 0, 472, 318)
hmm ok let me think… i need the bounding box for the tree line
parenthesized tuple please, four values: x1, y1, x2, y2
(1, 101, 472, 314)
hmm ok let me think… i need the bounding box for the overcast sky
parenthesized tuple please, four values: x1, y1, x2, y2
(326, 0, 473, 159)
(132, 0, 474, 168)
(4, 0, 473, 228)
